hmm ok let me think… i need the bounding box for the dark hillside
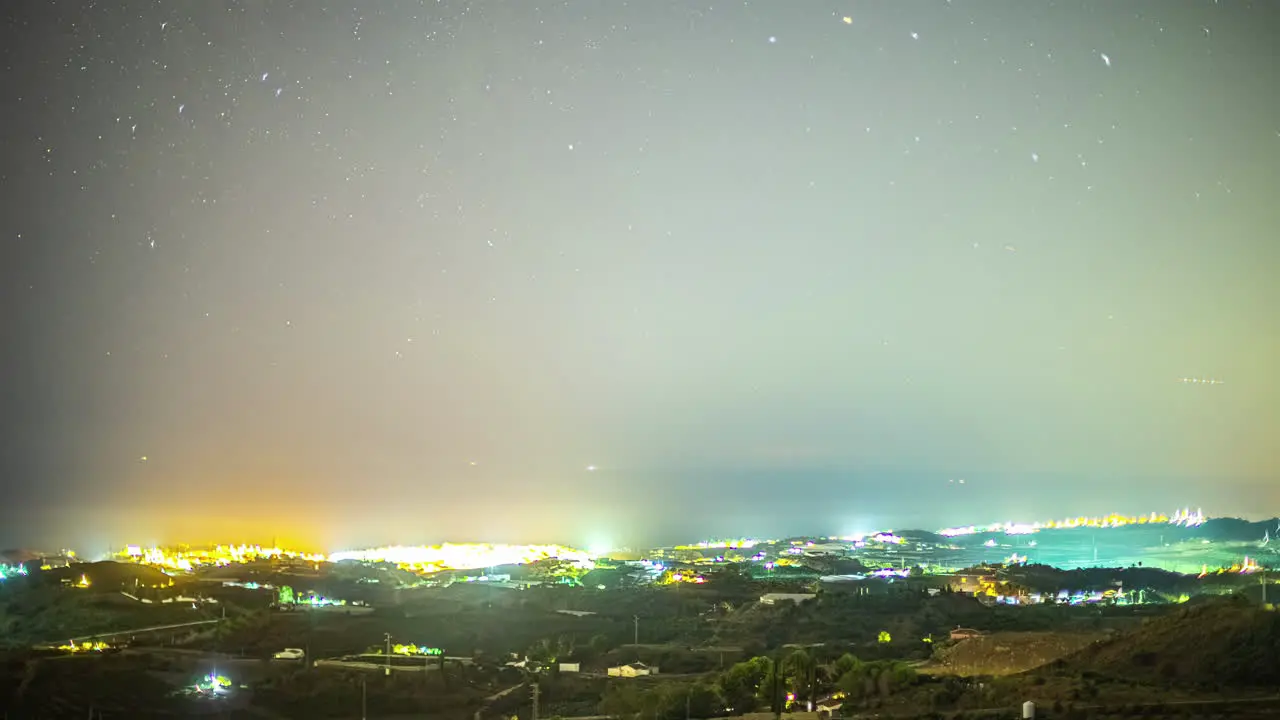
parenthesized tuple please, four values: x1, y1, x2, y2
(42, 561, 173, 589)
(1054, 595, 1280, 688)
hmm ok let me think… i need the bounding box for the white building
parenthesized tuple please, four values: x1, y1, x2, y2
(607, 662, 656, 677)
(760, 593, 817, 605)
(949, 627, 985, 641)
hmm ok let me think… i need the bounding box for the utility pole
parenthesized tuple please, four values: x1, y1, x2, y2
(633, 615, 639, 646)
(361, 676, 367, 720)
(685, 688, 692, 720)
(530, 682, 541, 720)
(771, 654, 783, 720)
(385, 633, 392, 676)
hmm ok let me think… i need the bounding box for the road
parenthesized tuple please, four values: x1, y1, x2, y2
(472, 680, 526, 720)
(64, 617, 224, 644)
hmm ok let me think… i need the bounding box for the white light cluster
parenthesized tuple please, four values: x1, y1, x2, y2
(327, 543, 594, 571)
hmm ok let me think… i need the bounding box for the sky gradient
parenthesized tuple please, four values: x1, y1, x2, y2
(2, 1, 1278, 553)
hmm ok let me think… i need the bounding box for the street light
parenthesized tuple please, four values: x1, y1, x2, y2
(385, 633, 392, 676)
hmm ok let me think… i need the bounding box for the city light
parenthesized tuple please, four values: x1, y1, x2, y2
(117, 544, 325, 572)
(327, 543, 595, 573)
(58, 641, 111, 653)
(391, 644, 443, 656)
(674, 539, 762, 551)
(938, 508, 1206, 538)
(195, 674, 232, 695)
(100, 506, 1238, 588)
(115, 541, 593, 577)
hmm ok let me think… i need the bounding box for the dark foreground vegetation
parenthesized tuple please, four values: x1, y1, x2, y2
(0, 555, 1277, 718)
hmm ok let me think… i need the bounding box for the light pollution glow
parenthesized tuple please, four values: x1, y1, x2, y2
(116, 542, 595, 575)
(326, 543, 595, 572)
(108, 508, 1211, 576)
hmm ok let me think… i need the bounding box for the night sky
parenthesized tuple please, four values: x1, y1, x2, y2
(2, 1, 1278, 553)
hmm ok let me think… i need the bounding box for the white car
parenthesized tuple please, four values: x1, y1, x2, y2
(272, 648, 305, 660)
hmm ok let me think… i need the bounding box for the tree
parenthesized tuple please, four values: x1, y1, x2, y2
(599, 683, 645, 717)
(717, 656, 771, 713)
(582, 568, 629, 589)
(682, 683, 724, 720)
(782, 648, 817, 708)
(710, 564, 753, 592)
(527, 558, 586, 584)
(766, 656, 786, 718)
(827, 653, 861, 681)
(837, 663, 874, 703)
(589, 633, 613, 654)
(836, 660, 916, 705)
(653, 684, 723, 720)
(527, 635, 575, 664)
